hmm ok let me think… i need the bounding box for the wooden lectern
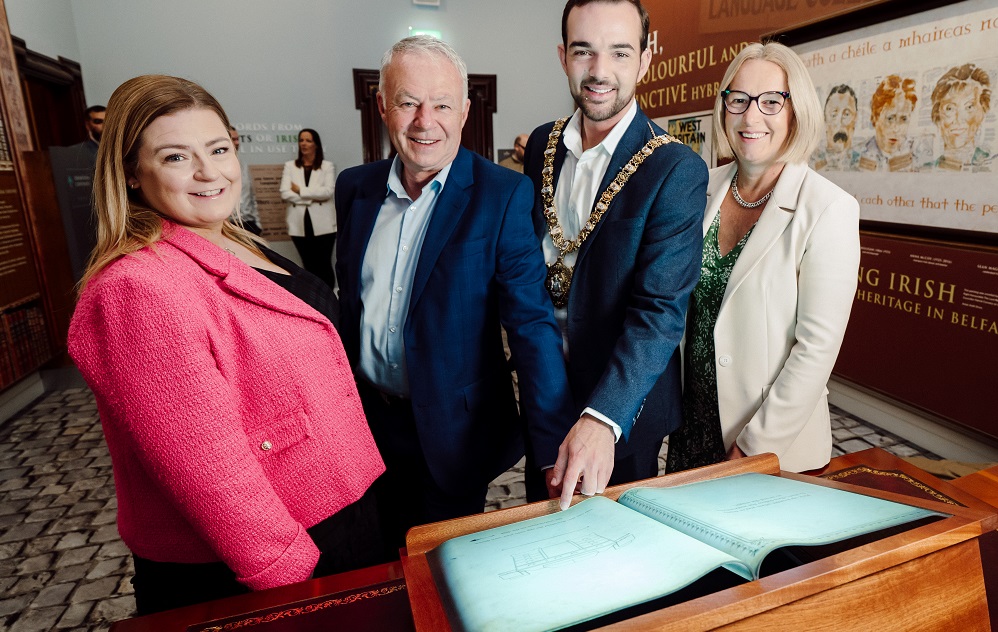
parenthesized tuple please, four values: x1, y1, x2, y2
(403, 453, 998, 631)
(953, 465, 998, 510)
(108, 449, 997, 631)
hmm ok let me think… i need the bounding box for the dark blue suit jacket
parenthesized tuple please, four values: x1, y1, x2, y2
(524, 107, 707, 460)
(336, 147, 574, 495)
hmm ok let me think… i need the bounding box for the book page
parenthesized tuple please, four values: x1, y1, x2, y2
(430, 495, 749, 632)
(618, 473, 943, 578)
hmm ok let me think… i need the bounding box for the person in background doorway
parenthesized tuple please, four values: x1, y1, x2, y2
(227, 125, 262, 235)
(281, 129, 337, 289)
(62, 105, 106, 272)
(81, 105, 105, 158)
(498, 133, 529, 173)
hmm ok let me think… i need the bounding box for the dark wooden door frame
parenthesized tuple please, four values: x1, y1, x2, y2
(1, 33, 84, 362)
(11, 35, 87, 150)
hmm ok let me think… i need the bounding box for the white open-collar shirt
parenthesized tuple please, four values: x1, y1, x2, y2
(541, 100, 639, 438)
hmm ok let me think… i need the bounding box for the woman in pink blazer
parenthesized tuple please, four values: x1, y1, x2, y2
(68, 75, 384, 615)
(667, 43, 860, 474)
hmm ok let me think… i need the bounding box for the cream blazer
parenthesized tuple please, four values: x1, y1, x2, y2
(280, 160, 336, 237)
(705, 162, 860, 472)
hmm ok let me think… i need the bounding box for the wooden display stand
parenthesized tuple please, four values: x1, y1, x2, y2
(109, 449, 997, 631)
(403, 453, 997, 631)
(109, 561, 414, 631)
(953, 465, 998, 515)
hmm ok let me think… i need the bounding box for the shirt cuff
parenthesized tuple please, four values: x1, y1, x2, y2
(538, 408, 622, 470)
(583, 407, 622, 442)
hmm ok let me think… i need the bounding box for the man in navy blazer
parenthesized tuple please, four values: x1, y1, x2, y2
(335, 35, 576, 555)
(523, 0, 707, 505)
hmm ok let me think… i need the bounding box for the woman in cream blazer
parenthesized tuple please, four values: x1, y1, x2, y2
(281, 128, 336, 288)
(667, 43, 860, 473)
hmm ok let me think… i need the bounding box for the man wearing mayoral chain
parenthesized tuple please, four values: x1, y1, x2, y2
(524, 0, 707, 508)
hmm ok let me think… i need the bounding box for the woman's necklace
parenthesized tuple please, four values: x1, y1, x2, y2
(212, 236, 236, 255)
(730, 171, 774, 209)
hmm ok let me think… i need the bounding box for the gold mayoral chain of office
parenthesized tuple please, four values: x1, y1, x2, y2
(540, 117, 679, 308)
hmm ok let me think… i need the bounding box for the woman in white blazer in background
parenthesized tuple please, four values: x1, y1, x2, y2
(281, 128, 336, 289)
(666, 42, 860, 474)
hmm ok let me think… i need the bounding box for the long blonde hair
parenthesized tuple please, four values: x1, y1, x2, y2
(81, 74, 261, 291)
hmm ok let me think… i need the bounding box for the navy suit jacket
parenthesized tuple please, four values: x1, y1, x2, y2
(336, 147, 574, 495)
(524, 107, 707, 459)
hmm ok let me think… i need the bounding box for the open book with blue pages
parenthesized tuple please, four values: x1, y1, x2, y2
(428, 473, 945, 632)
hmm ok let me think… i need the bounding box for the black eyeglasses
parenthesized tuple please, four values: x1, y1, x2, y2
(721, 90, 791, 115)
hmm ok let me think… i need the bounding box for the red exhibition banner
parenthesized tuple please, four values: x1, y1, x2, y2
(638, 0, 873, 119)
(834, 233, 997, 441)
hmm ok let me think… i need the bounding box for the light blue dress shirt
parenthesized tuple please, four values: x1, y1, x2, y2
(358, 157, 451, 396)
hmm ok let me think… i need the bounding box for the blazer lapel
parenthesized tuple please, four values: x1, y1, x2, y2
(721, 162, 806, 305)
(345, 170, 390, 299)
(223, 265, 333, 326)
(703, 163, 735, 236)
(163, 223, 331, 327)
(409, 148, 473, 311)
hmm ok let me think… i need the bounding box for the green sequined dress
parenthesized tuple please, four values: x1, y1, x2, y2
(666, 212, 755, 473)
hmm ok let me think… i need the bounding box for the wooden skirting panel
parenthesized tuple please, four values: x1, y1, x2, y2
(604, 538, 989, 632)
(710, 539, 990, 632)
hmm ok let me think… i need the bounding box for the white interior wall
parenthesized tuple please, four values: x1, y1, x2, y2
(7, 0, 572, 173)
(4, 0, 80, 62)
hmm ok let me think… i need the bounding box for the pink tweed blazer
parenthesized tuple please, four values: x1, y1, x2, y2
(68, 222, 384, 591)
